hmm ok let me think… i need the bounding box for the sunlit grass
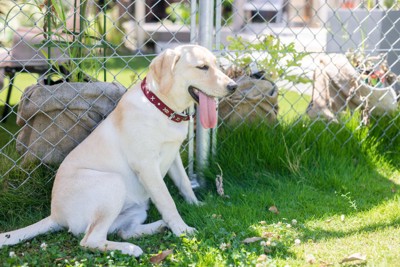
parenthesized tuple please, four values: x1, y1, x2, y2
(1, 111, 399, 265)
(1, 56, 399, 266)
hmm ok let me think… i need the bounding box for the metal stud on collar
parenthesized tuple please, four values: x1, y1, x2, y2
(141, 77, 194, 123)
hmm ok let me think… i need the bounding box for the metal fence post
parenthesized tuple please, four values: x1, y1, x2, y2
(212, 0, 222, 158)
(188, 0, 198, 185)
(2, 0, 399, 190)
(135, 0, 145, 50)
(196, 0, 214, 175)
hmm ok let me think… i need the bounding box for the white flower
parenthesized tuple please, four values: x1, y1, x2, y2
(9, 251, 16, 258)
(294, 239, 301, 245)
(219, 242, 230, 251)
(257, 254, 268, 262)
(40, 242, 48, 250)
(260, 241, 266, 246)
(286, 223, 292, 228)
(306, 253, 317, 264)
(291, 219, 298, 225)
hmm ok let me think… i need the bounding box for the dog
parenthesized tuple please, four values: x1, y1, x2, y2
(0, 45, 237, 256)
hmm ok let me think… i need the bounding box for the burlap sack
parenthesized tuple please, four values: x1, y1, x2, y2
(307, 54, 398, 121)
(16, 82, 126, 165)
(219, 75, 279, 124)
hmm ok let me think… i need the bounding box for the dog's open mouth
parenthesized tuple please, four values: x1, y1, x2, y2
(188, 86, 201, 103)
(188, 86, 218, 129)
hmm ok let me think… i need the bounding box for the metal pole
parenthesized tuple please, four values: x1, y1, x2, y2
(212, 0, 222, 158)
(135, 0, 146, 50)
(190, 0, 198, 44)
(232, 0, 245, 32)
(188, 0, 197, 185)
(46, 0, 52, 85)
(196, 0, 214, 174)
(215, 0, 222, 48)
(103, 0, 107, 81)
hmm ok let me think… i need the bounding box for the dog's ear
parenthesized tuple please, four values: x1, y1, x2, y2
(149, 48, 181, 95)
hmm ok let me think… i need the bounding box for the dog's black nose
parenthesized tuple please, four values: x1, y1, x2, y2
(227, 82, 238, 93)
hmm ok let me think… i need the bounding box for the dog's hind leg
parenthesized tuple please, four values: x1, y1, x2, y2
(80, 216, 143, 257)
(0, 217, 62, 248)
(118, 220, 167, 239)
(111, 202, 167, 240)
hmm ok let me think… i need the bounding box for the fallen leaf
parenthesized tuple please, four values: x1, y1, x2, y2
(319, 260, 333, 267)
(257, 254, 268, 262)
(305, 253, 316, 264)
(215, 164, 224, 196)
(149, 249, 173, 264)
(268, 205, 279, 214)
(339, 252, 366, 264)
(242, 237, 263, 244)
(261, 232, 274, 238)
(264, 247, 272, 254)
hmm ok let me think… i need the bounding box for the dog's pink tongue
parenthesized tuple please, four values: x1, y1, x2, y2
(199, 91, 217, 129)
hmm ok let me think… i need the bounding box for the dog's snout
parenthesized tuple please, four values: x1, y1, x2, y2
(227, 82, 238, 93)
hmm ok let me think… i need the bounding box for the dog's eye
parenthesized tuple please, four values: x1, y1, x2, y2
(196, 65, 209, 71)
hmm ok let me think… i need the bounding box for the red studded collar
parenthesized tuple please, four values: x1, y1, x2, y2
(141, 78, 193, 123)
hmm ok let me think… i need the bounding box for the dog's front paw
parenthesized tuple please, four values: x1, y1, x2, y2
(170, 223, 197, 236)
(194, 200, 205, 206)
(183, 195, 204, 206)
(123, 244, 144, 257)
(186, 198, 204, 206)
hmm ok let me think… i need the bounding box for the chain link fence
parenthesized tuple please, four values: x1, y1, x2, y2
(0, 0, 399, 188)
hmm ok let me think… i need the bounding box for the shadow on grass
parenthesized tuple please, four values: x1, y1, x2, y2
(367, 112, 400, 170)
(300, 216, 400, 242)
(201, 115, 400, 254)
(0, 106, 398, 264)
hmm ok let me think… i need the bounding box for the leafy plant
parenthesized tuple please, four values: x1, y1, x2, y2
(383, 0, 400, 9)
(41, 0, 111, 82)
(346, 50, 398, 86)
(166, 2, 191, 25)
(225, 35, 311, 85)
(6, 0, 111, 82)
(364, 0, 376, 9)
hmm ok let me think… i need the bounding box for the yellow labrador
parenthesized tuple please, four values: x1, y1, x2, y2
(0, 45, 237, 256)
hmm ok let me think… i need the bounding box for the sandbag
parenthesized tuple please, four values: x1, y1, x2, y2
(16, 82, 126, 165)
(307, 54, 398, 121)
(219, 75, 279, 124)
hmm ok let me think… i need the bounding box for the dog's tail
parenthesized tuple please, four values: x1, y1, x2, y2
(0, 216, 62, 247)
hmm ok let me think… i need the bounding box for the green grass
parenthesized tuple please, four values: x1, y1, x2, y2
(0, 110, 399, 266)
(0, 56, 152, 107)
(1, 57, 400, 266)
(278, 89, 311, 122)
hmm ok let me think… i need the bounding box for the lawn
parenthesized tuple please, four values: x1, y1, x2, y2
(0, 56, 152, 107)
(0, 57, 400, 266)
